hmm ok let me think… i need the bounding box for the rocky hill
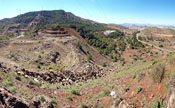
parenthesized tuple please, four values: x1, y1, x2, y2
(0, 10, 99, 26)
(0, 10, 104, 36)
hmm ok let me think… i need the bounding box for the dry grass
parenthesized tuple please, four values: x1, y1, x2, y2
(150, 63, 165, 83)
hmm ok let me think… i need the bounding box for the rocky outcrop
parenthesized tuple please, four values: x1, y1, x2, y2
(0, 88, 29, 108)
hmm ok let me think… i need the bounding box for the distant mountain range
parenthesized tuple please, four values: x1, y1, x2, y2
(121, 23, 175, 29)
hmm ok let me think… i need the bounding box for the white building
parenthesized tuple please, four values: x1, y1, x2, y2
(104, 30, 116, 35)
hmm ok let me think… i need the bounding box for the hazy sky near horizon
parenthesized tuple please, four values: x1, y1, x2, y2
(0, 0, 175, 25)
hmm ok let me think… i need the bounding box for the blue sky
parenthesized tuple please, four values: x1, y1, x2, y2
(0, 0, 175, 25)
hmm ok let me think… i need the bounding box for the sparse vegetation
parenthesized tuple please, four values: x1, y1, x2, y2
(136, 86, 142, 93)
(150, 98, 166, 108)
(79, 102, 88, 108)
(3, 79, 14, 86)
(150, 63, 165, 83)
(29, 80, 41, 87)
(152, 60, 158, 65)
(87, 54, 92, 61)
(168, 55, 175, 65)
(0, 8, 175, 108)
(67, 96, 72, 101)
(37, 64, 41, 69)
(51, 98, 57, 105)
(159, 44, 163, 47)
(102, 63, 107, 67)
(77, 42, 82, 50)
(133, 70, 140, 79)
(48, 65, 65, 71)
(38, 55, 41, 59)
(99, 88, 110, 97)
(137, 72, 146, 82)
(40, 95, 45, 102)
(70, 88, 80, 95)
(93, 103, 98, 108)
(11, 87, 16, 93)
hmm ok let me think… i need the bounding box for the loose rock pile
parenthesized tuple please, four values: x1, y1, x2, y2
(0, 62, 10, 73)
(0, 62, 109, 85)
(0, 87, 55, 108)
(0, 88, 29, 108)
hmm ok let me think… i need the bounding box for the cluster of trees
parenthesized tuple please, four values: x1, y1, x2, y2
(71, 24, 117, 56)
(117, 38, 127, 51)
(85, 33, 116, 55)
(128, 33, 145, 49)
(107, 30, 124, 39)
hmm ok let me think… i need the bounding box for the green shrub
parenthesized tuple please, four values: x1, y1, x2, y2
(70, 88, 80, 95)
(77, 42, 82, 50)
(40, 95, 45, 102)
(136, 86, 142, 93)
(67, 96, 72, 101)
(133, 70, 140, 79)
(37, 64, 41, 69)
(93, 103, 98, 108)
(87, 54, 92, 61)
(3, 79, 14, 86)
(6, 37, 9, 40)
(150, 63, 165, 83)
(159, 45, 163, 47)
(99, 89, 110, 97)
(48, 65, 65, 71)
(11, 87, 16, 93)
(113, 56, 118, 62)
(29, 80, 41, 87)
(150, 98, 166, 108)
(38, 55, 41, 59)
(51, 98, 57, 105)
(152, 60, 157, 65)
(102, 63, 107, 67)
(51, 24, 60, 31)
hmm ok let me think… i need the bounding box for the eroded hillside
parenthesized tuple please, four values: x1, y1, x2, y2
(0, 10, 175, 108)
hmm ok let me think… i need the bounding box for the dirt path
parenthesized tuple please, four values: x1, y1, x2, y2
(137, 34, 175, 53)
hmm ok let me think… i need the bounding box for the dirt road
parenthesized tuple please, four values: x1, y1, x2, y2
(136, 34, 175, 53)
